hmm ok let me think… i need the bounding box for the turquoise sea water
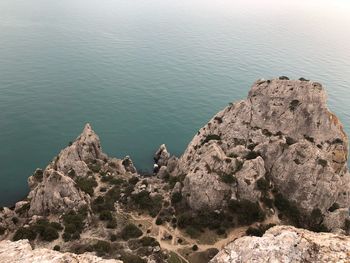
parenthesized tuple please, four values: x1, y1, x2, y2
(0, 0, 349, 206)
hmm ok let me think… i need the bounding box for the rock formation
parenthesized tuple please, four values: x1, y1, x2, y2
(173, 79, 350, 231)
(1, 79, 349, 263)
(28, 169, 90, 216)
(0, 239, 121, 263)
(210, 225, 350, 263)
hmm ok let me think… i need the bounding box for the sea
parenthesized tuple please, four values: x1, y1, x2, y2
(0, 0, 349, 206)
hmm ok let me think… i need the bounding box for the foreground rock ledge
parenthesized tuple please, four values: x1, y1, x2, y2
(210, 225, 350, 263)
(0, 240, 121, 263)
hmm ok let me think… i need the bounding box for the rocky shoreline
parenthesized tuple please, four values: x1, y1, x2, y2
(0, 78, 349, 263)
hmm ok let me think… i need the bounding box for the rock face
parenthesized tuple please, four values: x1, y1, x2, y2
(55, 123, 107, 177)
(174, 79, 350, 230)
(210, 225, 350, 263)
(28, 169, 90, 216)
(154, 144, 170, 167)
(0, 239, 121, 263)
(25, 124, 106, 216)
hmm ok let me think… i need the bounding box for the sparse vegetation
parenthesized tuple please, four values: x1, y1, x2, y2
(245, 151, 261, 160)
(93, 240, 111, 257)
(171, 192, 182, 204)
(318, 158, 328, 168)
(289, 100, 300, 111)
(131, 191, 163, 217)
(13, 227, 37, 241)
(256, 177, 269, 192)
(246, 224, 276, 237)
(201, 134, 221, 145)
(62, 208, 87, 242)
(0, 226, 6, 235)
(220, 173, 237, 185)
(15, 203, 30, 215)
(53, 245, 60, 251)
(228, 199, 265, 224)
(75, 176, 97, 196)
(328, 203, 340, 212)
(274, 193, 301, 226)
(121, 224, 143, 240)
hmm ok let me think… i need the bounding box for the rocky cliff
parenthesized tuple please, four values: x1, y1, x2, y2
(210, 225, 350, 263)
(169, 78, 350, 231)
(0, 78, 349, 263)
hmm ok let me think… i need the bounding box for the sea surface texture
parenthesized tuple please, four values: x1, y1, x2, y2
(0, 0, 349, 205)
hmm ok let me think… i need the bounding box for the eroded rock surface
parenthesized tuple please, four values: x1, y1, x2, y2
(210, 225, 350, 263)
(0, 239, 121, 263)
(28, 169, 90, 216)
(173, 79, 350, 230)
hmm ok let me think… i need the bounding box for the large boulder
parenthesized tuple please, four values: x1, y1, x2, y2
(210, 225, 350, 263)
(174, 79, 350, 229)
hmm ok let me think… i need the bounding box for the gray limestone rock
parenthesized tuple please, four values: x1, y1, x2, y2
(28, 169, 90, 216)
(173, 79, 350, 230)
(0, 239, 122, 263)
(210, 225, 350, 263)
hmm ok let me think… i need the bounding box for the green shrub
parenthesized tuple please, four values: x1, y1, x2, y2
(246, 226, 264, 237)
(88, 163, 102, 173)
(256, 178, 269, 192)
(228, 199, 265, 224)
(121, 253, 146, 263)
(93, 240, 111, 257)
(131, 191, 163, 217)
(128, 177, 139, 185)
(50, 222, 63, 231)
(0, 226, 6, 235)
(201, 134, 221, 145)
(345, 219, 350, 233)
(274, 193, 301, 226)
(192, 245, 198, 251)
(12, 217, 19, 224)
(245, 151, 260, 160)
(286, 137, 296, 146)
(53, 245, 60, 251)
(121, 224, 143, 240)
(139, 236, 159, 247)
(75, 177, 97, 196)
(318, 159, 328, 168)
(289, 100, 300, 111)
(220, 173, 237, 184)
(40, 226, 59, 241)
(13, 227, 37, 241)
(171, 192, 182, 204)
(15, 203, 30, 215)
(33, 169, 44, 181)
(155, 217, 163, 225)
(185, 226, 200, 238)
(246, 224, 276, 237)
(62, 210, 86, 241)
(106, 219, 117, 229)
(110, 234, 117, 242)
(99, 210, 113, 221)
(328, 203, 340, 212)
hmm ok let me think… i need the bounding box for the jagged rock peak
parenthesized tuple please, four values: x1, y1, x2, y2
(154, 144, 171, 167)
(210, 225, 350, 263)
(174, 79, 350, 231)
(0, 239, 122, 263)
(55, 123, 107, 177)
